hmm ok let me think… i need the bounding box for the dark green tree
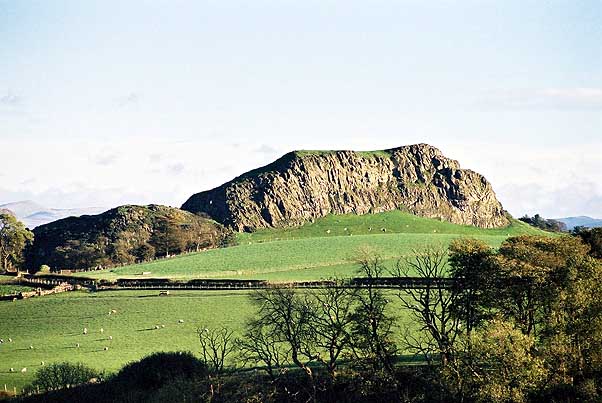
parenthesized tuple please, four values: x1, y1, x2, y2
(0, 212, 34, 272)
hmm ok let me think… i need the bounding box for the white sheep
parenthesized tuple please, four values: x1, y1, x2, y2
(154, 325, 160, 330)
(178, 319, 184, 323)
(326, 229, 331, 234)
(111, 309, 117, 314)
(0, 339, 4, 343)
(40, 361, 45, 366)
(29, 345, 34, 350)
(100, 328, 104, 334)
(103, 347, 109, 351)
(21, 368, 27, 373)
(161, 324, 165, 328)
(108, 336, 113, 340)
(8, 338, 12, 342)
(76, 343, 80, 348)
(9, 368, 14, 372)
(83, 328, 88, 335)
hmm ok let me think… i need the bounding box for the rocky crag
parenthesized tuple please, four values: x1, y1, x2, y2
(182, 144, 509, 231)
(27, 204, 232, 271)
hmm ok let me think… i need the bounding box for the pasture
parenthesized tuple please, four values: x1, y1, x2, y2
(0, 290, 253, 391)
(0, 212, 549, 393)
(73, 212, 544, 281)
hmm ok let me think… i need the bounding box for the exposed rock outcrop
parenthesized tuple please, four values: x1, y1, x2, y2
(26, 205, 233, 271)
(182, 144, 509, 231)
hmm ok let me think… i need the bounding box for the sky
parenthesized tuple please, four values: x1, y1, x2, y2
(1, 0, 601, 218)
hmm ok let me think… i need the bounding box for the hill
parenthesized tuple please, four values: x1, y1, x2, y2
(26, 205, 232, 272)
(556, 216, 602, 230)
(182, 144, 509, 232)
(74, 211, 545, 282)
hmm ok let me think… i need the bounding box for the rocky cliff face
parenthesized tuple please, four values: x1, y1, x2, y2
(182, 144, 509, 231)
(27, 204, 233, 271)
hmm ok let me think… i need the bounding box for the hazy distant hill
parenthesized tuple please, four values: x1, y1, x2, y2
(555, 216, 602, 230)
(0, 200, 107, 228)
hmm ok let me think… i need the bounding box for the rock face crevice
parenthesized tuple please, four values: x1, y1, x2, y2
(182, 144, 509, 231)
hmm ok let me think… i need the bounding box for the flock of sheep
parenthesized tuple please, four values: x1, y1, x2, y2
(2, 308, 187, 377)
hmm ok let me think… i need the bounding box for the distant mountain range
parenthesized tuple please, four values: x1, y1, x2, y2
(0, 200, 108, 228)
(555, 216, 602, 231)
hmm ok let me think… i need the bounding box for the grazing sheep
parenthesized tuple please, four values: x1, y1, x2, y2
(108, 336, 113, 340)
(40, 361, 44, 366)
(326, 229, 331, 234)
(8, 338, 12, 342)
(178, 319, 184, 323)
(344, 227, 348, 231)
(76, 343, 80, 348)
(0, 339, 4, 343)
(83, 328, 88, 335)
(21, 368, 27, 373)
(9, 368, 14, 372)
(161, 324, 165, 328)
(111, 309, 117, 314)
(381, 228, 386, 232)
(103, 347, 109, 351)
(154, 325, 160, 330)
(368, 227, 372, 231)
(100, 328, 104, 334)
(29, 345, 34, 350)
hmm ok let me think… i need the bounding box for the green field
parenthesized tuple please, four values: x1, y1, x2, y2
(74, 212, 544, 281)
(0, 276, 34, 297)
(0, 290, 253, 391)
(0, 212, 548, 393)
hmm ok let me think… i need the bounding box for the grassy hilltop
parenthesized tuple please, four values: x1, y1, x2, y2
(74, 211, 545, 282)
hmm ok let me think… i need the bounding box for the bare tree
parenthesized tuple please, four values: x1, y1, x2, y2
(351, 253, 398, 378)
(308, 281, 357, 378)
(197, 326, 236, 374)
(238, 318, 285, 381)
(392, 246, 461, 367)
(250, 287, 318, 400)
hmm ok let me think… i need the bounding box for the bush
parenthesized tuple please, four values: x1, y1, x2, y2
(28, 362, 100, 392)
(114, 351, 208, 390)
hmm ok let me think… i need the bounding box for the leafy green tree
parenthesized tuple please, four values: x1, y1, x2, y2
(573, 226, 602, 259)
(448, 238, 496, 335)
(0, 212, 34, 272)
(448, 319, 547, 403)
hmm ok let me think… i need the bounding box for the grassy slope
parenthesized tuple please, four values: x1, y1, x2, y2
(0, 290, 253, 391)
(0, 289, 417, 391)
(73, 211, 546, 281)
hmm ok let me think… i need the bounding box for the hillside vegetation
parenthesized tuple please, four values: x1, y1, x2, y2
(26, 205, 232, 272)
(73, 211, 546, 281)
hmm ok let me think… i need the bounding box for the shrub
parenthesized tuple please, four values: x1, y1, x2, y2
(28, 362, 100, 392)
(114, 351, 208, 390)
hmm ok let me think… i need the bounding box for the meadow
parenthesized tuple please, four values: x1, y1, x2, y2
(0, 290, 253, 391)
(1, 212, 548, 393)
(74, 212, 544, 281)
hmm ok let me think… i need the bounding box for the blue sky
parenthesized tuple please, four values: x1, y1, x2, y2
(1, 1, 601, 217)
